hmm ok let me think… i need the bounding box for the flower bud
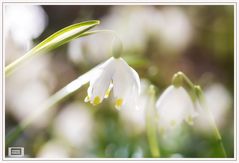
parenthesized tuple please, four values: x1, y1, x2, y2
(172, 71, 184, 87)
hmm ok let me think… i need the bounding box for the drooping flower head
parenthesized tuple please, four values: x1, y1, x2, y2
(156, 85, 197, 130)
(84, 57, 140, 109)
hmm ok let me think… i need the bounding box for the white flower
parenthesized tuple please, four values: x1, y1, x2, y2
(156, 85, 197, 130)
(6, 5, 48, 48)
(37, 139, 70, 158)
(153, 7, 193, 54)
(84, 57, 140, 109)
(119, 79, 150, 134)
(53, 102, 93, 148)
(194, 83, 232, 133)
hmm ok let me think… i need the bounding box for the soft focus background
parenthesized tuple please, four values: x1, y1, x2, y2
(5, 5, 234, 158)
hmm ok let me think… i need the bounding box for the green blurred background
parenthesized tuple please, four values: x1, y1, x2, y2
(5, 5, 234, 158)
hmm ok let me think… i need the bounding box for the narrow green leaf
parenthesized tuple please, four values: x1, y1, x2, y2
(5, 20, 100, 76)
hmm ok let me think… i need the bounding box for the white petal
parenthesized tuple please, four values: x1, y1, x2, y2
(156, 85, 196, 128)
(104, 83, 113, 99)
(130, 67, 141, 95)
(112, 58, 140, 109)
(86, 57, 115, 105)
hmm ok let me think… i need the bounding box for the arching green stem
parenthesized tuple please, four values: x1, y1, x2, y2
(172, 71, 227, 157)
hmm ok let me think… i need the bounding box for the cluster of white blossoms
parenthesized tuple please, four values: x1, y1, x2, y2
(84, 57, 140, 109)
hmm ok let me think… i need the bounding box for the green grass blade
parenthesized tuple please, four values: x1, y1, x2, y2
(5, 20, 100, 76)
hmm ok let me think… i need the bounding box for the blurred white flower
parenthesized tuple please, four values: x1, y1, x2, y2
(67, 33, 113, 64)
(67, 38, 85, 64)
(101, 6, 149, 52)
(156, 85, 197, 131)
(170, 153, 184, 158)
(131, 147, 144, 158)
(53, 102, 94, 149)
(6, 55, 54, 129)
(153, 7, 193, 54)
(84, 57, 140, 109)
(204, 84, 231, 125)
(194, 83, 232, 133)
(102, 6, 193, 54)
(5, 35, 24, 64)
(119, 79, 150, 134)
(5, 5, 48, 48)
(37, 139, 70, 158)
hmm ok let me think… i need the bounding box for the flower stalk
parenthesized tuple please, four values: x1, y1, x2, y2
(172, 71, 227, 157)
(112, 36, 123, 58)
(146, 85, 160, 158)
(172, 71, 194, 89)
(194, 86, 227, 157)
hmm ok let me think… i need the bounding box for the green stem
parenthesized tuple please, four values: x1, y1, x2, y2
(195, 86, 227, 158)
(172, 71, 194, 89)
(146, 85, 160, 158)
(172, 71, 227, 157)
